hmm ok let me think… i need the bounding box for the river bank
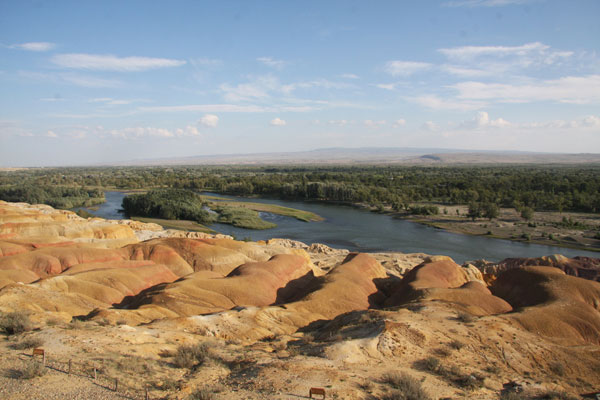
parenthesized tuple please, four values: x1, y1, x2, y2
(394, 203, 600, 253)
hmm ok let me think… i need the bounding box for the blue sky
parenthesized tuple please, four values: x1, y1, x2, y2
(1, 0, 599, 166)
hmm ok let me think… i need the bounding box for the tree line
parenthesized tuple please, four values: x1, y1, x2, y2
(0, 184, 104, 209)
(1, 165, 599, 213)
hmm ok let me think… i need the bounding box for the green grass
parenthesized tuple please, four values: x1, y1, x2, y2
(211, 204, 276, 230)
(131, 217, 214, 233)
(209, 200, 322, 222)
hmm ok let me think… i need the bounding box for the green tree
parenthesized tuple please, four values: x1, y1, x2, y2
(482, 202, 499, 220)
(520, 206, 534, 221)
(467, 202, 481, 221)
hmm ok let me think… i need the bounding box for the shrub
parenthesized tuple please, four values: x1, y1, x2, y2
(380, 372, 431, 400)
(549, 361, 565, 376)
(409, 205, 439, 216)
(17, 361, 46, 379)
(12, 337, 44, 350)
(0, 311, 32, 335)
(456, 312, 475, 323)
(188, 389, 214, 400)
(433, 347, 451, 358)
(173, 343, 209, 369)
(500, 393, 528, 400)
(419, 356, 441, 372)
(448, 340, 465, 350)
(454, 373, 485, 390)
(539, 391, 578, 400)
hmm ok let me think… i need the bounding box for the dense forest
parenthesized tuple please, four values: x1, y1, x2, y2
(0, 184, 104, 209)
(1, 165, 599, 213)
(121, 189, 214, 224)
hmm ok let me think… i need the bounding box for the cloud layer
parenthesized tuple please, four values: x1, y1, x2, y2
(51, 54, 186, 71)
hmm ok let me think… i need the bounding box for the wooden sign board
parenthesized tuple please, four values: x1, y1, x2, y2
(309, 387, 326, 399)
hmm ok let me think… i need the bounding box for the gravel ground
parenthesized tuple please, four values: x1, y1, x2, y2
(0, 353, 136, 400)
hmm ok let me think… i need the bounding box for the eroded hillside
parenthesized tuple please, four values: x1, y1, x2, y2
(1, 200, 599, 399)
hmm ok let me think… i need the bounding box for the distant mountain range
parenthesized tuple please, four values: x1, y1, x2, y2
(110, 147, 600, 166)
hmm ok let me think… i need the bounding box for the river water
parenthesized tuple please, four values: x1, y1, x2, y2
(83, 191, 600, 264)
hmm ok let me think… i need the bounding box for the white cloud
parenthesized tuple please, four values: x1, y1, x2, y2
(328, 120, 351, 126)
(423, 121, 438, 131)
(270, 118, 286, 126)
(364, 120, 386, 127)
(257, 57, 286, 69)
(384, 61, 432, 77)
(460, 111, 511, 129)
(176, 125, 201, 136)
(393, 119, 406, 127)
(51, 53, 186, 71)
(282, 79, 354, 94)
(106, 124, 202, 139)
(45, 130, 58, 138)
(440, 65, 492, 77)
(376, 83, 396, 90)
(437, 42, 573, 76)
(60, 73, 122, 88)
(412, 95, 486, 111)
(439, 42, 549, 60)
(340, 73, 359, 79)
(583, 115, 600, 128)
(88, 97, 133, 105)
(200, 114, 219, 127)
(11, 42, 55, 51)
(139, 104, 268, 113)
(40, 96, 65, 102)
(452, 75, 600, 104)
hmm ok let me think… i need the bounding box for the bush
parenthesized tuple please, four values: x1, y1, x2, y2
(456, 312, 475, 323)
(0, 312, 32, 335)
(12, 337, 44, 350)
(17, 361, 46, 379)
(549, 361, 565, 376)
(408, 205, 439, 216)
(448, 340, 465, 350)
(420, 356, 441, 372)
(380, 372, 431, 400)
(173, 343, 209, 369)
(188, 389, 214, 400)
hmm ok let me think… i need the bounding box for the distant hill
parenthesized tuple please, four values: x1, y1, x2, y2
(109, 147, 600, 166)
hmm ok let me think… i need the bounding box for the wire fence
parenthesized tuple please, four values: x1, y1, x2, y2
(28, 348, 152, 400)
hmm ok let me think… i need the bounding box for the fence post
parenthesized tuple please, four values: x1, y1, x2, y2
(68, 359, 72, 375)
(115, 378, 118, 392)
(145, 386, 149, 400)
(93, 367, 97, 381)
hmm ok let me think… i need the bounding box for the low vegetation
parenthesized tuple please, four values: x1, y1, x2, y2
(209, 199, 322, 221)
(0, 184, 104, 209)
(173, 342, 209, 370)
(0, 311, 33, 335)
(188, 389, 215, 400)
(16, 361, 47, 379)
(12, 336, 44, 350)
(211, 203, 276, 230)
(380, 372, 431, 400)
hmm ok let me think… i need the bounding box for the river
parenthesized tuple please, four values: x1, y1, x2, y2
(81, 191, 600, 264)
